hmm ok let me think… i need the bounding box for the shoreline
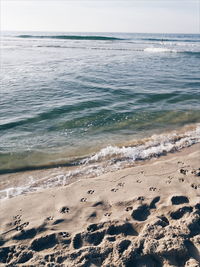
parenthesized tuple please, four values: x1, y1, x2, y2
(0, 143, 199, 266)
(0, 123, 200, 201)
(1, 122, 200, 175)
(0, 142, 200, 201)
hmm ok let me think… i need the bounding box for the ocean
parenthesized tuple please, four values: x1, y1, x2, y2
(0, 32, 200, 197)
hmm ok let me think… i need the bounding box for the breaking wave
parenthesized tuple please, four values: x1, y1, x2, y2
(144, 47, 200, 55)
(81, 124, 200, 164)
(142, 38, 200, 42)
(34, 45, 200, 56)
(17, 35, 123, 41)
(1, 124, 199, 200)
(17, 35, 200, 43)
(144, 47, 177, 53)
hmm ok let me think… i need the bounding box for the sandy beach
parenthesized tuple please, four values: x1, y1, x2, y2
(1, 2, 200, 266)
(0, 143, 199, 266)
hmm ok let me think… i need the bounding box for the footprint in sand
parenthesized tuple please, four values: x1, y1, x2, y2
(136, 179, 142, 183)
(58, 232, 70, 238)
(111, 188, 119, 192)
(131, 196, 160, 221)
(117, 182, 125, 187)
(180, 168, 188, 175)
(149, 187, 157, 192)
(170, 206, 193, 220)
(171, 195, 189, 205)
(80, 198, 87, 202)
(14, 219, 21, 226)
(46, 216, 54, 221)
(87, 223, 103, 232)
(13, 228, 37, 240)
(72, 233, 82, 249)
(31, 233, 57, 251)
(13, 215, 22, 226)
(16, 222, 29, 231)
(60, 207, 70, 213)
(12, 215, 29, 232)
(179, 178, 185, 183)
(131, 204, 150, 221)
(125, 206, 133, 212)
(191, 168, 200, 177)
(104, 212, 112, 217)
(149, 196, 160, 209)
(166, 176, 173, 184)
(137, 196, 145, 201)
(87, 190, 94, 195)
(106, 222, 136, 236)
(191, 183, 200, 190)
(13, 215, 21, 220)
(111, 183, 125, 193)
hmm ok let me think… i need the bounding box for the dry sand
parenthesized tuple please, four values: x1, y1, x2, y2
(0, 144, 200, 267)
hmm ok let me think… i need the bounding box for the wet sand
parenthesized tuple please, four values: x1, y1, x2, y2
(0, 144, 200, 266)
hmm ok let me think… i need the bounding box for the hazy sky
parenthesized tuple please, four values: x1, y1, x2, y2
(1, 0, 199, 33)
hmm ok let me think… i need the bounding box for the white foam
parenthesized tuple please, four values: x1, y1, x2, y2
(144, 47, 177, 53)
(1, 124, 199, 200)
(82, 124, 200, 164)
(0, 186, 31, 200)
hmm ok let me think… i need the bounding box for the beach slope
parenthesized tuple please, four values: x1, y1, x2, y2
(0, 144, 200, 266)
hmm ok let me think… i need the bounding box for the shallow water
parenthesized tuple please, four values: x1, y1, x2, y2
(1, 32, 200, 173)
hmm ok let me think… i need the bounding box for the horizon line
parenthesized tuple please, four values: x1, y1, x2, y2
(1, 30, 200, 35)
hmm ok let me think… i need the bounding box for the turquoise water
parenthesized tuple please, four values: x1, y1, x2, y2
(1, 32, 200, 173)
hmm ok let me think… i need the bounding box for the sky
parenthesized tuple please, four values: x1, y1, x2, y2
(1, 0, 199, 33)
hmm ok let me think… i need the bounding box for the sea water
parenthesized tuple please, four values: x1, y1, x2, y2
(1, 32, 200, 178)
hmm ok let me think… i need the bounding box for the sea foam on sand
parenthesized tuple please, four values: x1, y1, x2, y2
(1, 124, 199, 200)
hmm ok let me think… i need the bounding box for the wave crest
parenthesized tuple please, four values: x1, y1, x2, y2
(1, 124, 199, 200)
(144, 47, 177, 53)
(17, 35, 123, 41)
(142, 38, 200, 43)
(81, 124, 200, 164)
